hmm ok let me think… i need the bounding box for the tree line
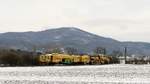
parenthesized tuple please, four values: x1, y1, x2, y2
(0, 49, 40, 66)
(0, 47, 121, 66)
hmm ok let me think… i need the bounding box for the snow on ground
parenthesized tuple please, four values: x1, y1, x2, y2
(0, 64, 150, 84)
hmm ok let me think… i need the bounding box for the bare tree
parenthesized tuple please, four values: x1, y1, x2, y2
(65, 47, 78, 55)
(50, 48, 63, 54)
(94, 47, 106, 55)
(111, 50, 123, 57)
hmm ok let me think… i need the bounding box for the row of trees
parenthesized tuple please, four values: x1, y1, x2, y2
(49, 47, 108, 55)
(0, 49, 40, 66)
(49, 47, 123, 56)
(0, 47, 122, 66)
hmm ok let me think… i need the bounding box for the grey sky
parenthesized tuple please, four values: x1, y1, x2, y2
(0, 0, 150, 42)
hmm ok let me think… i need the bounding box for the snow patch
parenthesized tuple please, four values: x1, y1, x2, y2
(54, 36, 62, 39)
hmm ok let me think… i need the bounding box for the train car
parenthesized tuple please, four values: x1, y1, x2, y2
(39, 54, 52, 65)
(72, 55, 81, 64)
(81, 55, 90, 64)
(61, 54, 74, 65)
(99, 56, 111, 64)
(90, 56, 101, 65)
(51, 53, 63, 64)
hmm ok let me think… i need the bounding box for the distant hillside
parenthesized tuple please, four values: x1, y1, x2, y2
(0, 27, 150, 56)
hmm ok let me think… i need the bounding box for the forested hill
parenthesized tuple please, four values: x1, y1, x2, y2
(0, 27, 150, 56)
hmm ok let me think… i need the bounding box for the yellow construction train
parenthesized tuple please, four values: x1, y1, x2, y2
(39, 53, 112, 65)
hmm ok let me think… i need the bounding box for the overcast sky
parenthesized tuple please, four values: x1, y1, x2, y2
(0, 0, 150, 42)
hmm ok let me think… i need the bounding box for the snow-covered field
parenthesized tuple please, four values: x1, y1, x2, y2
(0, 64, 150, 84)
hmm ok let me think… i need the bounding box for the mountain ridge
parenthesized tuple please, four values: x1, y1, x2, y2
(0, 27, 150, 56)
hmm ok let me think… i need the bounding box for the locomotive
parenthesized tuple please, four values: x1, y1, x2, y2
(39, 53, 112, 65)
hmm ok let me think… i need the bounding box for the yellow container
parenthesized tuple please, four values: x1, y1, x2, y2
(81, 55, 90, 64)
(52, 53, 63, 63)
(90, 56, 101, 64)
(99, 56, 110, 64)
(39, 55, 45, 63)
(72, 55, 81, 63)
(39, 54, 52, 63)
